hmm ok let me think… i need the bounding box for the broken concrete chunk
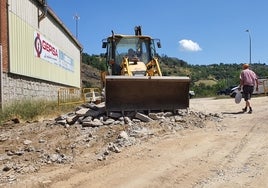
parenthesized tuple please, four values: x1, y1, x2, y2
(103, 118, 115, 125)
(75, 108, 91, 116)
(135, 112, 153, 122)
(82, 119, 103, 127)
(23, 140, 32, 145)
(108, 112, 122, 119)
(118, 131, 129, 140)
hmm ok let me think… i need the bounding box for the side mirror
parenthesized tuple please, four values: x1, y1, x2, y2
(102, 41, 107, 48)
(157, 41, 161, 48)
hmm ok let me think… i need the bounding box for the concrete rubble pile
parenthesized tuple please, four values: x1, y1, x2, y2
(55, 102, 222, 128)
(0, 101, 223, 185)
(54, 102, 223, 160)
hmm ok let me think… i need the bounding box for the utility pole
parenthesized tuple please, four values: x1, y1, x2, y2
(73, 13, 80, 39)
(245, 29, 251, 64)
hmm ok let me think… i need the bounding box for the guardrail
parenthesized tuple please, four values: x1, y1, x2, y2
(58, 87, 102, 106)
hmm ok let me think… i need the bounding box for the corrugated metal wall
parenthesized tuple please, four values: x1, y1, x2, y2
(8, 0, 81, 88)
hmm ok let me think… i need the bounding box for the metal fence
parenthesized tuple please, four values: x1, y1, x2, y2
(58, 87, 102, 106)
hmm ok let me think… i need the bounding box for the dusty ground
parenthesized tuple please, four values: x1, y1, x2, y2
(1, 96, 268, 188)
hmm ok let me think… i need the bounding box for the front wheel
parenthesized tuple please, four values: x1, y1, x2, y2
(230, 92, 236, 98)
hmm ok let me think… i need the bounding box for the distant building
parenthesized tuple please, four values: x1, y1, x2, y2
(0, 0, 82, 108)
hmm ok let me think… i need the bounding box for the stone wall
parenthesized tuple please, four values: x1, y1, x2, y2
(2, 73, 63, 106)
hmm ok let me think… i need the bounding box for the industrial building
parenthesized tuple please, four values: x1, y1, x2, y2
(0, 0, 83, 108)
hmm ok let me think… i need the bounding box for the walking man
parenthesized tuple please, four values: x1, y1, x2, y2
(239, 64, 258, 114)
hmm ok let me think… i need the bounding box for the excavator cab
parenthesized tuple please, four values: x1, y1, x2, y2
(102, 31, 161, 77)
(102, 26, 190, 113)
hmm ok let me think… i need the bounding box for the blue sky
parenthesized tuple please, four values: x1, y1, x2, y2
(47, 0, 268, 65)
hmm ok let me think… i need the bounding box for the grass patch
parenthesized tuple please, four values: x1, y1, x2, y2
(0, 100, 77, 125)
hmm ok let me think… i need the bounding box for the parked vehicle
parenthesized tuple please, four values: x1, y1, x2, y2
(230, 78, 268, 98)
(189, 90, 195, 98)
(217, 85, 237, 95)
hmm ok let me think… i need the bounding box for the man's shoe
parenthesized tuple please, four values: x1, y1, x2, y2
(248, 108, 252, 114)
(242, 107, 247, 112)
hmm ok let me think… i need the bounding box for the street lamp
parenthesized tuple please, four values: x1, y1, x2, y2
(245, 29, 251, 64)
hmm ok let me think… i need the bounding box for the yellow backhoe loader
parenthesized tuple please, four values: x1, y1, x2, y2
(101, 26, 190, 113)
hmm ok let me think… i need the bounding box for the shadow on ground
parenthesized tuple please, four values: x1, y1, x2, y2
(222, 111, 245, 115)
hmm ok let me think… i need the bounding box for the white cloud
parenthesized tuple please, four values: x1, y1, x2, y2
(179, 39, 202, 52)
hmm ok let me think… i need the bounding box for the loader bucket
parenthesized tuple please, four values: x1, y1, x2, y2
(105, 76, 190, 113)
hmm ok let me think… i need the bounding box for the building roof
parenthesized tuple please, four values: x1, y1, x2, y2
(35, 0, 83, 51)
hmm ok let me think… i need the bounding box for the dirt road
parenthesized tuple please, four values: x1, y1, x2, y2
(2, 96, 268, 188)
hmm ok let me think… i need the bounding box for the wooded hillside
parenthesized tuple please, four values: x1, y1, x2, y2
(81, 53, 268, 97)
